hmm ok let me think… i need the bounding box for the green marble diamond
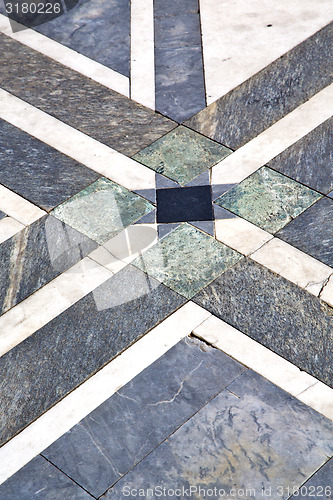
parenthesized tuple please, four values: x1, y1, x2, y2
(133, 125, 231, 186)
(52, 177, 153, 244)
(216, 167, 322, 233)
(132, 223, 242, 298)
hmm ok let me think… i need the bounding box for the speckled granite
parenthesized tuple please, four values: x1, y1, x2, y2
(0, 265, 185, 446)
(185, 24, 333, 149)
(277, 196, 333, 267)
(133, 126, 231, 185)
(52, 177, 153, 244)
(268, 117, 333, 195)
(43, 337, 245, 497)
(193, 258, 333, 387)
(216, 167, 322, 233)
(106, 371, 333, 499)
(133, 223, 242, 298)
(0, 215, 97, 315)
(0, 118, 99, 211)
(0, 33, 176, 157)
(0, 456, 92, 500)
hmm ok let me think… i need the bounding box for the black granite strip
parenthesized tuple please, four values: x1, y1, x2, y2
(193, 258, 333, 387)
(154, 0, 206, 122)
(43, 337, 245, 497)
(0, 215, 97, 316)
(0, 119, 100, 211)
(185, 23, 333, 149)
(0, 265, 185, 447)
(0, 455, 93, 500)
(36, 0, 131, 77)
(289, 458, 333, 498)
(0, 33, 176, 157)
(106, 370, 333, 498)
(277, 197, 333, 267)
(268, 118, 333, 195)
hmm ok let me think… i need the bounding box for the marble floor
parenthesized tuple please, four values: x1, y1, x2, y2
(0, 1, 332, 498)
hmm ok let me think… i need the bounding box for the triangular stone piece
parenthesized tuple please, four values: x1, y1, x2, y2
(155, 173, 180, 189)
(158, 223, 180, 239)
(186, 170, 210, 187)
(134, 209, 157, 224)
(190, 220, 215, 236)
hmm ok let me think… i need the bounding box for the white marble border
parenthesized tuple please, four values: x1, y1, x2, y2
(0, 185, 45, 226)
(0, 303, 211, 484)
(0, 216, 25, 244)
(0, 14, 129, 97)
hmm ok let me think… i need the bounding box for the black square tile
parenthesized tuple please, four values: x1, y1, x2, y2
(156, 185, 213, 223)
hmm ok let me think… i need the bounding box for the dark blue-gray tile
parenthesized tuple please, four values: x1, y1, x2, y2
(0, 455, 92, 500)
(193, 258, 333, 387)
(277, 197, 333, 267)
(0, 215, 97, 315)
(289, 458, 333, 498)
(0, 118, 99, 211)
(106, 371, 333, 499)
(43, 337, 246, 497)
(0, 210, 7, 221)
(0, 265, 185, 446)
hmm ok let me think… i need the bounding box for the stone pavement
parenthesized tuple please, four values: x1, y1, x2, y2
(0, 1, 332, 498)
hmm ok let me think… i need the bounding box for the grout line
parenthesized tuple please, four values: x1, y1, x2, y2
(193, 315, 333, 421)
(130, 0, 155, 109)
(0, 303, 211, 485)
(0, 184, 46, 226)
(0, 89, 156, 191)
(0, 14, 130, 97)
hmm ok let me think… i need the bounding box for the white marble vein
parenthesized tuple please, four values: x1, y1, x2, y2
(200, 0, 333, 104)
(251, 238, 333, 296)
(0, 185, 45, 225)
(320, 274, 333, 308)
(0, 216, 25, 244)
(130, 0, 155, 109)
(0, 257, 112, 357)
(211, 84, 333, 185)
(0, 302, 211, 484)
(0, 89, 156, 191)
(215, 217, 273, 256)
(0, 14, 129, 97)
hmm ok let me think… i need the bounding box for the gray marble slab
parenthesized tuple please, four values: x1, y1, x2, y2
(0, 210, 6, 221)
(185, 24, 333, 149)
(193, 258, 333, 387)
(276, 197, 333, 267)
(290, 458, 333, 498)
(36, 0, 130, 77)
(268, 118, 333, 195)
(0, 455, 92, 499)
(154, 5, 206, 122)
(106, 371, 333, 499)
(43, 337, 246, 497)
(0, 118, 100, 211)
(0, 215, 97, 315)
(0, 265, 185, 446)
(0, 33, 176, 157)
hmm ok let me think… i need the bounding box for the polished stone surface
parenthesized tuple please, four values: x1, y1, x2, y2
(290, 458, 333, 498)
(133, 223, 242, 298)
(194, 258, 333, 387)
(0, 265, 185, 446)
(185, 24, 333, 149)
(43, 337, 245, 497)
(156, 185, 213, 223)
(268, 117, 333, 195)
(37, 0, 130, 77)
(0, 118, 99, 211)
(0, 210, 6, 221)
(0, 455, 92, 499)
(133, 126, 231, 185)
(0, 33, 176, 157)
(277, 196, 333, 267)
(216, 167, 321, 233)
(106, 371, 333, 499)
(0, 215, 97, 315)
(52, 177, 153, 244)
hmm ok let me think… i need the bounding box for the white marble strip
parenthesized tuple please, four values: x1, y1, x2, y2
(0, 185, 45, 225)
(320, 275, 333, 308)
(215, 217, 273, 256)
(0, 257, 112, 357)
(251, 238, 333, 297)
(0, 216, 25, 244)
(130, 0, 155, 109)
(193, 315, 333, 421)
(0, 14, 129, 97)
(199, 0, 333, 104)
(211, 84, 333, 185)
(0, 89, 156, 191)
(0, 302, 211, 484)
